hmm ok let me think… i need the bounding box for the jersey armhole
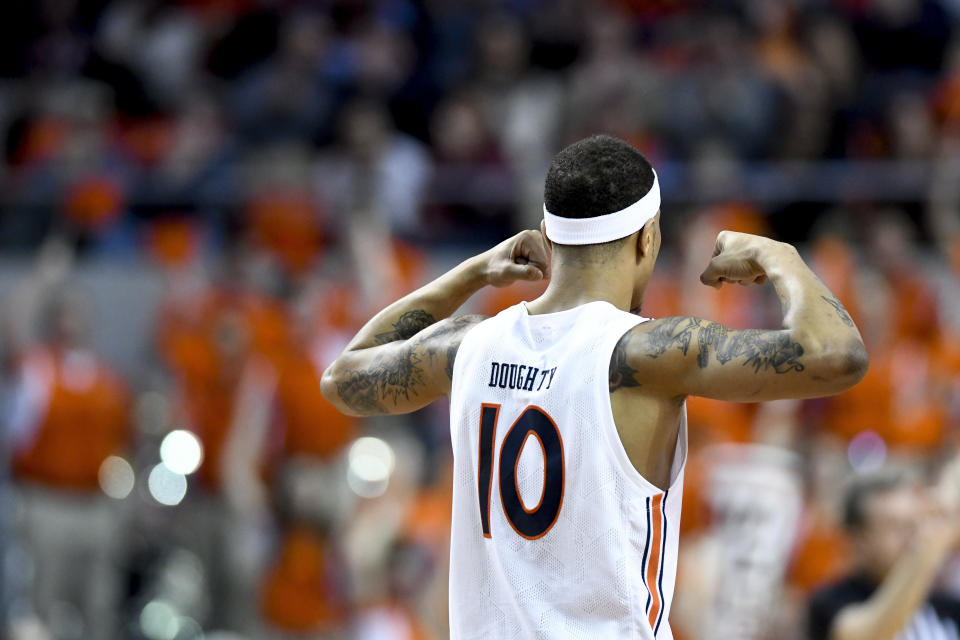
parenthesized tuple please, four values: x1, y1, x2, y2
(595, 320, 669, 495)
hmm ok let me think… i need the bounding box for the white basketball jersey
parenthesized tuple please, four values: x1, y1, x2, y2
(448, 301, 688, 640)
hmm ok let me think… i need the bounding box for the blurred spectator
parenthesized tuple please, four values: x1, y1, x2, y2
(673, 444, 803, 640)
(352, 540, 436, 640)
(316, 99, 431, 237)
(258, 523, 350, 637)
(565, 5, 662, 152)
(424, 91, 514, 243)
(230, 9, 337, 145)
(808, 468, 960, 640)
(95, 1, 205, 111)
(662, 11, 780, 159)
(129, 89, 238, 232)
(3, 251, 129, 640)
(468, 12, 563, 229)
(152, 250, 291, 633)
(9, 81, 135, 252)
(243, 143, 326, 277)
(224, 284, 357, 635)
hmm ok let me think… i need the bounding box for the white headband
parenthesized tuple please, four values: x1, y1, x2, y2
(543, 171, 660, 245)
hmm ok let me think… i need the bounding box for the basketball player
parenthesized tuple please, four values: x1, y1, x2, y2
(322, 135, 868, 639)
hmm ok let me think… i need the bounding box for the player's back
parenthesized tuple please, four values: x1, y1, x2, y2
(449, 300, 687, 640)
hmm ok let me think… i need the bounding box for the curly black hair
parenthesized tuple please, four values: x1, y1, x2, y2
(544, 135, 656, 221)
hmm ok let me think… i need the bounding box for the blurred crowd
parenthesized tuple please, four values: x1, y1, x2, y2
(1, 0, 960, 639)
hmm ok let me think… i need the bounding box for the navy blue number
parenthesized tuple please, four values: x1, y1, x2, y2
(478, 405, 565, 540)
(477, 404, 500, 538)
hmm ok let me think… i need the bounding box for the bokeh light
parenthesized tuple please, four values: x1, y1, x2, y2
(147, 464, 188, 507)
(98, 455, 135, 500)
(159, 429, 204, 475)
(847, 430, 887, 474)
(139, 600, 179, 640)
(347, 436, 396, 499)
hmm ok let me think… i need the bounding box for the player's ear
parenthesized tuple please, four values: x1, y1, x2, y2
(636, 215, 659, 263)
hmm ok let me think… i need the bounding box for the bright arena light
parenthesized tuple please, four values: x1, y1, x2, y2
(159, 429, 203, 475)
(148, 463, 188, 506)
(139, 600, 180, 640)
(848, 430, 887, 473)
(347, 436, 396, 499)
(98, 455, 135, 500)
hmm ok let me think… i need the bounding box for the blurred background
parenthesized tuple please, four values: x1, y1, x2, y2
(0, 0, 959, 639)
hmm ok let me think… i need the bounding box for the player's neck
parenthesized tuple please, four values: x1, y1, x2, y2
(527, 263, 642, 315)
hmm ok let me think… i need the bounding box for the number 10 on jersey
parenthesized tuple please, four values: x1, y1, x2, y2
(477, 404, 565, 540)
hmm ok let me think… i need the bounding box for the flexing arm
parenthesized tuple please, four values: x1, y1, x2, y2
(321, 230, 550, 416)
(612, 231, 868, 401)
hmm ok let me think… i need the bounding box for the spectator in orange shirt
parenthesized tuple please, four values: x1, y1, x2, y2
(152, 257, 290, 633)
(5, 285, 130, 640)
(222, 284, 359, 635)
(167, 303, 281, 633)
(259, 523, 351, 638)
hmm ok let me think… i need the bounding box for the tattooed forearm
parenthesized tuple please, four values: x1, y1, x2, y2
(374, 309, 436, 345)
(820, 295, 854, 327)
(610, 331, 643, 392)
(335, 345, 426, 414)
(335, 372, 387, 413)
(331, 314, 485, 415)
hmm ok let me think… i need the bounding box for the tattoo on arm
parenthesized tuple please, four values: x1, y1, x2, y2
(820, 295, 855, 327)
(699, 325, 805, 373)
(644, 316, 701, 358)
(610, 331, 643, 392)
(633, 317, 805, 375)
(335, 345, 426, 414)
(374, 309, 436, 345)
(336, 315, 484, 414)
(424, 315, 484, 380)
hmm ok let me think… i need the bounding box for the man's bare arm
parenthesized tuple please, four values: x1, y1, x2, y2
(830, 475, 960, 640)
(325, 316, 485, 416)
(612, 231, 868, 401)
(321, 230, 550, 416)
(829, 528, 953, 640)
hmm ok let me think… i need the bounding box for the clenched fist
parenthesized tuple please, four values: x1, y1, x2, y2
(699, 230, 793, 289)
(480, 229, 551, 288)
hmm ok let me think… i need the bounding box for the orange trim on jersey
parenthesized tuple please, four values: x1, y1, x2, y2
(645, 492, 664, 629)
